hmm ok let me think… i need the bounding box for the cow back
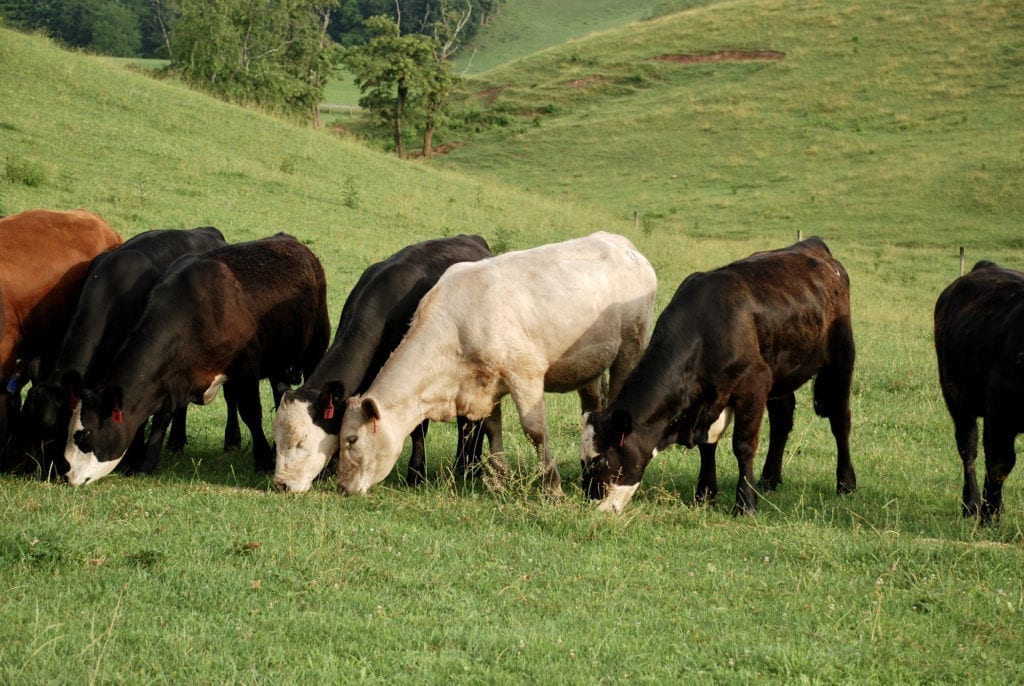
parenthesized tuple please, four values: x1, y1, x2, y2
(0, 209, 123, 378)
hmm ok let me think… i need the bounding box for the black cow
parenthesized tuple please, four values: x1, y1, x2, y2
(271, 234, 493, 493)
(63, 233, 330, 485)
(16, 227, 232, 477)
(580, 237, 856, 514)
(934, 260, 1024, 522)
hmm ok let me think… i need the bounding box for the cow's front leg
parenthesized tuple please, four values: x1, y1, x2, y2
(165, 407, 188, 453)
(981, 416, 1016, 524)
(731, 390, 768, 515)
(695, 442, 718, 505)
(954, 414, 981, 517)
(510, 383, 561, 497)
(235, 376, 272, 474)
(759, 393, 795, 491)
(406, 419, 429, 486)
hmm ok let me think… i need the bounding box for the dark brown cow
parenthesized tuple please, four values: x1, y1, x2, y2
(63, 233, 330, 485)
(581, 238, 856, 514)
(934, 260, 1024, 522)
(0, 209, 123, 459)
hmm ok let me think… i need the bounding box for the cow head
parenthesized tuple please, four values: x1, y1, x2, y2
(579, 408, 650, 512)
(336, 395, 404, 495)
(19, 381, 73, 477)
(63, 383, 133, 485)
(272, 382, 345, 493)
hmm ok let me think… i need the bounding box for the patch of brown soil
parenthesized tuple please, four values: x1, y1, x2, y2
(474, 86, 504, 106)
(653, 50, 785, 63)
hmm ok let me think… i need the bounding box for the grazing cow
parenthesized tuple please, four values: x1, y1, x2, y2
(934, 260, 1024, 522)
(272, 235, 494, 493)
(0, 209, 123, 463)
(337, 232, 657, 496)
(63, 233, 330, 485)
(580, 237, 856, 514)
(17, 227, 231, 477)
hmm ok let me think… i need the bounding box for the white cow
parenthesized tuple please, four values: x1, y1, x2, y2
(337, 232, 657, 496)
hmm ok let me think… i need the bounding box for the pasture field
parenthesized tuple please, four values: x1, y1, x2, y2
(1, 0, 1023, 681)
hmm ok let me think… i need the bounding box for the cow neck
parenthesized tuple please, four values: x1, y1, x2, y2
(304, 325, 380, 397)
(364, 317, 456, 435)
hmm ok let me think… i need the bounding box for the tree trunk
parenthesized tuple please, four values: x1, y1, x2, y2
(394, 83, 407, 157)
(422, 122, 434, 157)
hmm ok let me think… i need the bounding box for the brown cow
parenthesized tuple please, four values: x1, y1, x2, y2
(0, 209, 122, 460)
(0, 209, 123, 382)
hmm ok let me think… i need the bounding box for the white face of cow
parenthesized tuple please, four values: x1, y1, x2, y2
(272, 396, 339, 493)
(336, 396, 402, 495)
(63, 405, 126, 486)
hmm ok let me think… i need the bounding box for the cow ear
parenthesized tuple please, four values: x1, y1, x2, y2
(100, 386, 124, 422)
(608, 408, 632, 437)
(361, 397, 381, 422)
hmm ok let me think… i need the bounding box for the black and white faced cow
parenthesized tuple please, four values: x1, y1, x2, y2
(337, 232, 657, 496)
(272, 235, 493, 493)
(934, 260, 1024, 522)
(63, 233, 330, 485)
(581, 237, 857, 514)
(19, 227, 230, 477)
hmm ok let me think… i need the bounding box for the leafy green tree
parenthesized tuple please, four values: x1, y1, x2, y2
(171, 0, 338, 122)
(341, 13, 459, 157)
(0, 0, 143, 56)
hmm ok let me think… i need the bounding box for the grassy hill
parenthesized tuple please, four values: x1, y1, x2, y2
(1, 0, 1024, 680)
(439, 0, 1023, 250)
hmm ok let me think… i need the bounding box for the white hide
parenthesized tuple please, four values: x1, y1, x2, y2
(202, 373, 228, 405)
(272, 397, 339, 493)
(598, 483, 640, 513)
(63, 405, 126, 486)
(706, 408, 734, 444)
(335, 232, 658, 495)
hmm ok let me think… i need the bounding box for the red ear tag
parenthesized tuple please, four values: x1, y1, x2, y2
(69, 392, 79, 411)
(323, 395, 335, 420)
(372, 418, 377, 434)
(111, 401, 123, 424)
(618, 433, 626, 448)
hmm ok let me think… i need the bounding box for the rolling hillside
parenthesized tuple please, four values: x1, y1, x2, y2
(439, 0, 1024, 251)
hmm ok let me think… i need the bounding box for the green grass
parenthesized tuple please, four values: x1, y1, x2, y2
(453, 0, 700, 75)
(2, 0, 1024, 680)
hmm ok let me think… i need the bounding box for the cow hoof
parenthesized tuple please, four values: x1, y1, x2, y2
(406, 470, 426, 487)
(757, 476, 781, 492)
(166, 438, 187, 453)
(837, 481, 857, 495)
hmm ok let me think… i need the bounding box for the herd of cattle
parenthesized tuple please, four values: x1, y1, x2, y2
(0, 209, 1021, 521)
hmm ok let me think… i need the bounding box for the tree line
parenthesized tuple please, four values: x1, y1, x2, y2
(0, 0, 500, 155)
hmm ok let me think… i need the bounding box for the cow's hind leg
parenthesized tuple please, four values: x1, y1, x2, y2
(406, 420, 429, 486)
(814, 318, 856, 494)
(952, 413, 981, 517)
(981, 416, 1016, 523)
(759, 393, 796, 491)
(126, 411, 175, 475)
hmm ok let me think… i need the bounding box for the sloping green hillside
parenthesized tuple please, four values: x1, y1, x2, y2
(441, 0, 1024, 251)
(454, 0, 726, 75)
(0, 28, 612, 305)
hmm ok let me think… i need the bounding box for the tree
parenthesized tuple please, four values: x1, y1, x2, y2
(341, 13, 460, 157)
(171, 0, 339, 122)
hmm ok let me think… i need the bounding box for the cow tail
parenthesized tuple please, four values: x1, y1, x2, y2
(813, 318, 855, 419)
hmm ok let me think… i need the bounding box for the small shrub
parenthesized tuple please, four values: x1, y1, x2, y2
(490, 226, 518, 254)
(342, 175, 360, 210)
